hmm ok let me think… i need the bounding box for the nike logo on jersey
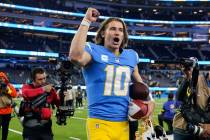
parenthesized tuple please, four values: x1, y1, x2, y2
(115, 58, 120, 63)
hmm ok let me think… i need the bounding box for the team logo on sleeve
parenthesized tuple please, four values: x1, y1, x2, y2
(101, 54, 109, 62)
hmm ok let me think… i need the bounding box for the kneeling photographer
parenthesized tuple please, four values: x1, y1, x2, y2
(173, 57, 210, 140)
(0, 72, 17, 140)
(21, 67, 60, 140)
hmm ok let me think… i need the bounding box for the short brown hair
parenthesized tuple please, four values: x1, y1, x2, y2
(95, 17, 128, 49)
(31, 67, 46, 81)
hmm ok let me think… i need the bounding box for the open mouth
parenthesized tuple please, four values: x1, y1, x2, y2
(113, 37, 120, 45)
(113, 37, 120, 42)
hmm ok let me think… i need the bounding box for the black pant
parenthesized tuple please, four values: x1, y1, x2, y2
(23, 119, 53, 140)
(129, 120, 138, 140)
(158, 114, 173, 134)
(0, 114, 11, 140)
(66, 100, 73, 107)
(76, 98, 79, 108)
(23, 134, 53, 140)
(78, 98, 83, 107)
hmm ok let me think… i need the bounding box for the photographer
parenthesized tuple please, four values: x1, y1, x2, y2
(21, 67, 60, 140)
(173, 58, 210, 140)
(0, 72, 17, 140)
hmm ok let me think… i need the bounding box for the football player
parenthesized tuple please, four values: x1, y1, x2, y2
(69, 8, 155, 140)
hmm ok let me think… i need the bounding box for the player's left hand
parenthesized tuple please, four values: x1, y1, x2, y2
(142, 100, 155, 118)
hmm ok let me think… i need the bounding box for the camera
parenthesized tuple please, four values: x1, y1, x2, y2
(54, 59, 75, 125)
(56, 60, 73, 79)
(186, 123, 204, 136)
(56, 106, 74, 125)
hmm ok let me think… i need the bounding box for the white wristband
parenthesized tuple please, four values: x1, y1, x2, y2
(148, 92, 154, 101)
(81, 19, 91, 27)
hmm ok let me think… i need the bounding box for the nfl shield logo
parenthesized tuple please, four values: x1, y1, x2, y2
(101, 55, 108, 62)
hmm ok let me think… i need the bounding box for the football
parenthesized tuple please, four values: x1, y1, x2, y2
(128, 99, 148, 120)
(129, 82, 149, 100)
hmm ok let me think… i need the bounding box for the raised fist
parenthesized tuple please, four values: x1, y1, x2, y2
(84, 8, 100, 22)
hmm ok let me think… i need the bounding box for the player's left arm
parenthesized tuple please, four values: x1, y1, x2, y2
(132, 66, 143, 83)
(132, 66, 155, 118)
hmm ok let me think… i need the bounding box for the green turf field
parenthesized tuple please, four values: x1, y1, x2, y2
(5, 98, 167, 140)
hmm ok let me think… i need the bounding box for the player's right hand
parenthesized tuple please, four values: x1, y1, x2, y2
(84, 8, 100, 22)
(43, 84, 53, 93)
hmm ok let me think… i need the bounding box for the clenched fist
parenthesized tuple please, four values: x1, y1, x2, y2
(84, 8, 100, 23)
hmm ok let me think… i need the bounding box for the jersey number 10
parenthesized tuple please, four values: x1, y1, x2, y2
(104, 65, 131, 96)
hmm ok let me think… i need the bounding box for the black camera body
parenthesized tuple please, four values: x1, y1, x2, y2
(181, 102, 210, 136)
(55, 60, 75, 125)
(17, 93, 49, 117)
(12, 93, 50, 127)
(183, 97, 210, 136)
(56, 106, 74, 125)
(186, 123, 204, 136)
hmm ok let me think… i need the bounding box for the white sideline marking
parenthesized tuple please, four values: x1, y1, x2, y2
(9, 128, 22, 135)
(8, 118, 173, 140)
(69, 137, 80, 140)
(9, 128, 82, 140)
(167, 135, 173, 140)
(71, 116, 86, 120)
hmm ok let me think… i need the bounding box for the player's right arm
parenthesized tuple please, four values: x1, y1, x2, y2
(69, 8, 100, 67)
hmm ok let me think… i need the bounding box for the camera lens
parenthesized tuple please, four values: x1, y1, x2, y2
(187, 124, 203, 136)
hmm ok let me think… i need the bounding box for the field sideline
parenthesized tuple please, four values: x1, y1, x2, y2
(5, 98, 167, 140)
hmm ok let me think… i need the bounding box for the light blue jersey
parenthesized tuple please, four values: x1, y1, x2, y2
(83, 42, 139, 121)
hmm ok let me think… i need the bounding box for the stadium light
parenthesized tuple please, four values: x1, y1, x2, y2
(0, 22, 192, 41)
(149, 87, 178, 91)
(158, 0, 210, 1)
(0, 3, 210, 25)
(139, 58, 151, 63)
(0, 49, 59, 57)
